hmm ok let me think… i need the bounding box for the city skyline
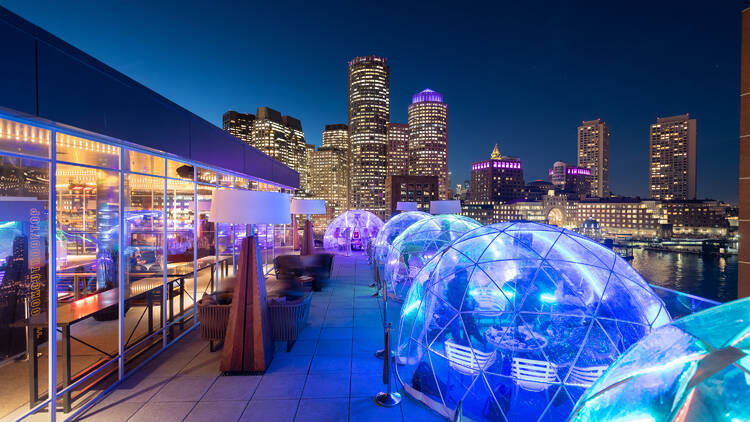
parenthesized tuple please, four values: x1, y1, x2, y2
(2, 1, 739, 203)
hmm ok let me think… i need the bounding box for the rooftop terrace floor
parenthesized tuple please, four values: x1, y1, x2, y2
(72, 253, 442, 422)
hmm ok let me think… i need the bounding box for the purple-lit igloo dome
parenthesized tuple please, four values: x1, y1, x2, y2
(373, 211, 431, 265)
(396, 221, 671, 422)
(323, 210, 384, 254)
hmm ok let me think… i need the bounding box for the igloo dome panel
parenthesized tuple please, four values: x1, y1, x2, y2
(323, 210, 384, 253)
(373, 211, 431, 264)
(396, 221, 671, 422)
(385, 215, 481, 301)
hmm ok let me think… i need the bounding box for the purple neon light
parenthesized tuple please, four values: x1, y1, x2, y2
(472, 160, 522, 171)
(567, 167, 591, 176)
(412, 89, 444, 104)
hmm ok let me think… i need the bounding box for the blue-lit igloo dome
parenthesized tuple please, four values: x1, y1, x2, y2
(385, 215, 481, 301)
(373, 211, 431, 265)
(570, 297, 750, 422)
(396, 221, 671, 422)
(323, 210, 384, 253)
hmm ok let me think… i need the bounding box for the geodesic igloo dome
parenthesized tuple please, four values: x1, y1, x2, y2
(323, 210, 384, 253)
(396, 221, 671, 422)
(385, 215, 481, 301)
(373, 211, 431, 265)
(570, 297, 750, 422)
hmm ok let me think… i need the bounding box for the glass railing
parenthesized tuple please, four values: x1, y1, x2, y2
(649, 284, 721, 320)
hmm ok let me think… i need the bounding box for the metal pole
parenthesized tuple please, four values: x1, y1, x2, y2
(453, 400, 463, 422)
(375, 267, 388, 359)
(118, 148, 125, 380)
(162, 161, 168, 348)
(48, 130, 58, 422)
(374, 323, 401, 407)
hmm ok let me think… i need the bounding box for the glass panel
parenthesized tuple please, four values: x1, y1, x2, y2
(196, 184, 217, 294)
(0, 155, 49, 419)
(249, 180, 258, 191)
(235, 177, 248, 189)
(56, 133, 120, 169)
(216, 189, 233, 284)
(125, 149, 165, 177)
(0, 117, 50, 158)
(196, 167, 216, 185)
(218, 173, 233, 187)
(166, 160, 194, 181)
(123, 174, 164, 369)
(166, 179, 195, 337)
(55, 163, 119, 409)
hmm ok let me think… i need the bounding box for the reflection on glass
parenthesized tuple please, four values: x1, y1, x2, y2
(219, 173, 233, 187)
(196, 184, 217, 295)
(0, 155, 49, 417)
(57, 133, 120, 169)
(0, 118, 50, 158)
(166, 160, 194, 181)
(235, 177, 248, 189)
(126, 149, 165, 176)
(166, 179, 195, 333)
(197, 167, 216, 184)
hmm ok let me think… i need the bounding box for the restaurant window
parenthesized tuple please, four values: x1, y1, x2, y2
(125, 149, 165, 177)
(166, 160, 194, 181)
(0, 117, 50, 158)
(57, 133, 120, 169)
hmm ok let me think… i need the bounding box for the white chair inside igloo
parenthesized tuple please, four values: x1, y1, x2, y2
(322, 209, 384, 254)
(384, 214, 481, 301)
(395, 221, 671, 422)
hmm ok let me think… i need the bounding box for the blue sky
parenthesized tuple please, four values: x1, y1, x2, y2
(2, 0, 743, 202)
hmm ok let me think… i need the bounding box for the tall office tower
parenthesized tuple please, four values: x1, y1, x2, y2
(348, 56, 390, 217)
(310, 146, 350, 226)
(222, 110, 255, 145)
(741, 7, 750, 298)
(649, 114, 697, 200)
(470, 144, 524, 202)
(577, 119, 610, 198)
(387, 123, 409, 177)
(322, 124, 351, 208)
(245, 107, 309, 192)
(408, 89, 449, 199)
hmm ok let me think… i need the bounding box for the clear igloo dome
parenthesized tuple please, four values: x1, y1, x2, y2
(323, 210, 384, 253)
(373, 211, 431, 265)
(570, 297, 750, 422)
(385, 215, 481, 301)
(396, 221, 671, 422)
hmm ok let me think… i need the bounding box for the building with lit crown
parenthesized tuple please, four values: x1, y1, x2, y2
(348, 56, 390, 218)
(649, 114, 697, 200)
(577, 118, 610, 197)
(548, 161, 592, 199)
(470, 144, 524, 203)
(408, 89, 449, 199)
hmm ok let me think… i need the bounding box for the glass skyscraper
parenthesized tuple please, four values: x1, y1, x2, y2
(408, 89, 449, 199)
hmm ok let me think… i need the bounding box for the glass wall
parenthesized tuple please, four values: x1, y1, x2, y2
(0, 114, 294, 421)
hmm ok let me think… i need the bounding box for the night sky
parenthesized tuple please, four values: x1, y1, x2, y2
(2, 0, 743, 202)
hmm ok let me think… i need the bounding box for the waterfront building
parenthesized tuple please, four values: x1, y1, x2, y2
(741, 7, 750, 298)
(348, 56, 390, 218)
(577, 119, 610, 197)
(408, 89, 449, 199)
(649, 114, 697, 200)
(548, 161, 592, 199)
(0, 7, 298, 420)
(470, 144, 524, 203)
(387, 122, 409, 177)
(385, 174, 438, 216)
(310, 146, 349, 226)
(461, 201, 497, 225)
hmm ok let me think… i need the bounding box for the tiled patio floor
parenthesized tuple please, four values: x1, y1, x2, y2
(74, 253, 444, 422)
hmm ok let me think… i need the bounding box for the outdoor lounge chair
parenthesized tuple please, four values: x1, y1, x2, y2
(567, 365, 609, 387)
(197, 294, 231, 352)
(268, 290, 313, 352)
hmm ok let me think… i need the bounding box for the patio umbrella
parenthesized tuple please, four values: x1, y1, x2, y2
(569, 297, 750, 422)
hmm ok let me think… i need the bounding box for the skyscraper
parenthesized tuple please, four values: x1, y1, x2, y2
(348, 56, 390, 217)
(223, 107, 309, 193)
(548, 161, 591, 199)
(577, 119, 610, 198)
(470, 144, 524, 203)
(387, 123, 409, 177)
(408, 89, 449, 199)
(321, 124, 351, 209)
(649, 114, 697, 200)
(310, 146, 349, 226)
(222, 111, 255, 145)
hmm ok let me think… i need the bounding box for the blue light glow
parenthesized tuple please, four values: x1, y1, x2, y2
(395, 221, 672, 422)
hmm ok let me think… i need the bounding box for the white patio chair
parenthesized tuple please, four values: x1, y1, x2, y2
(567, 365, 609, 387)
(511, 357, 558, 391)
(444, 340, 497, 376)
(470, 286, 507, 316)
